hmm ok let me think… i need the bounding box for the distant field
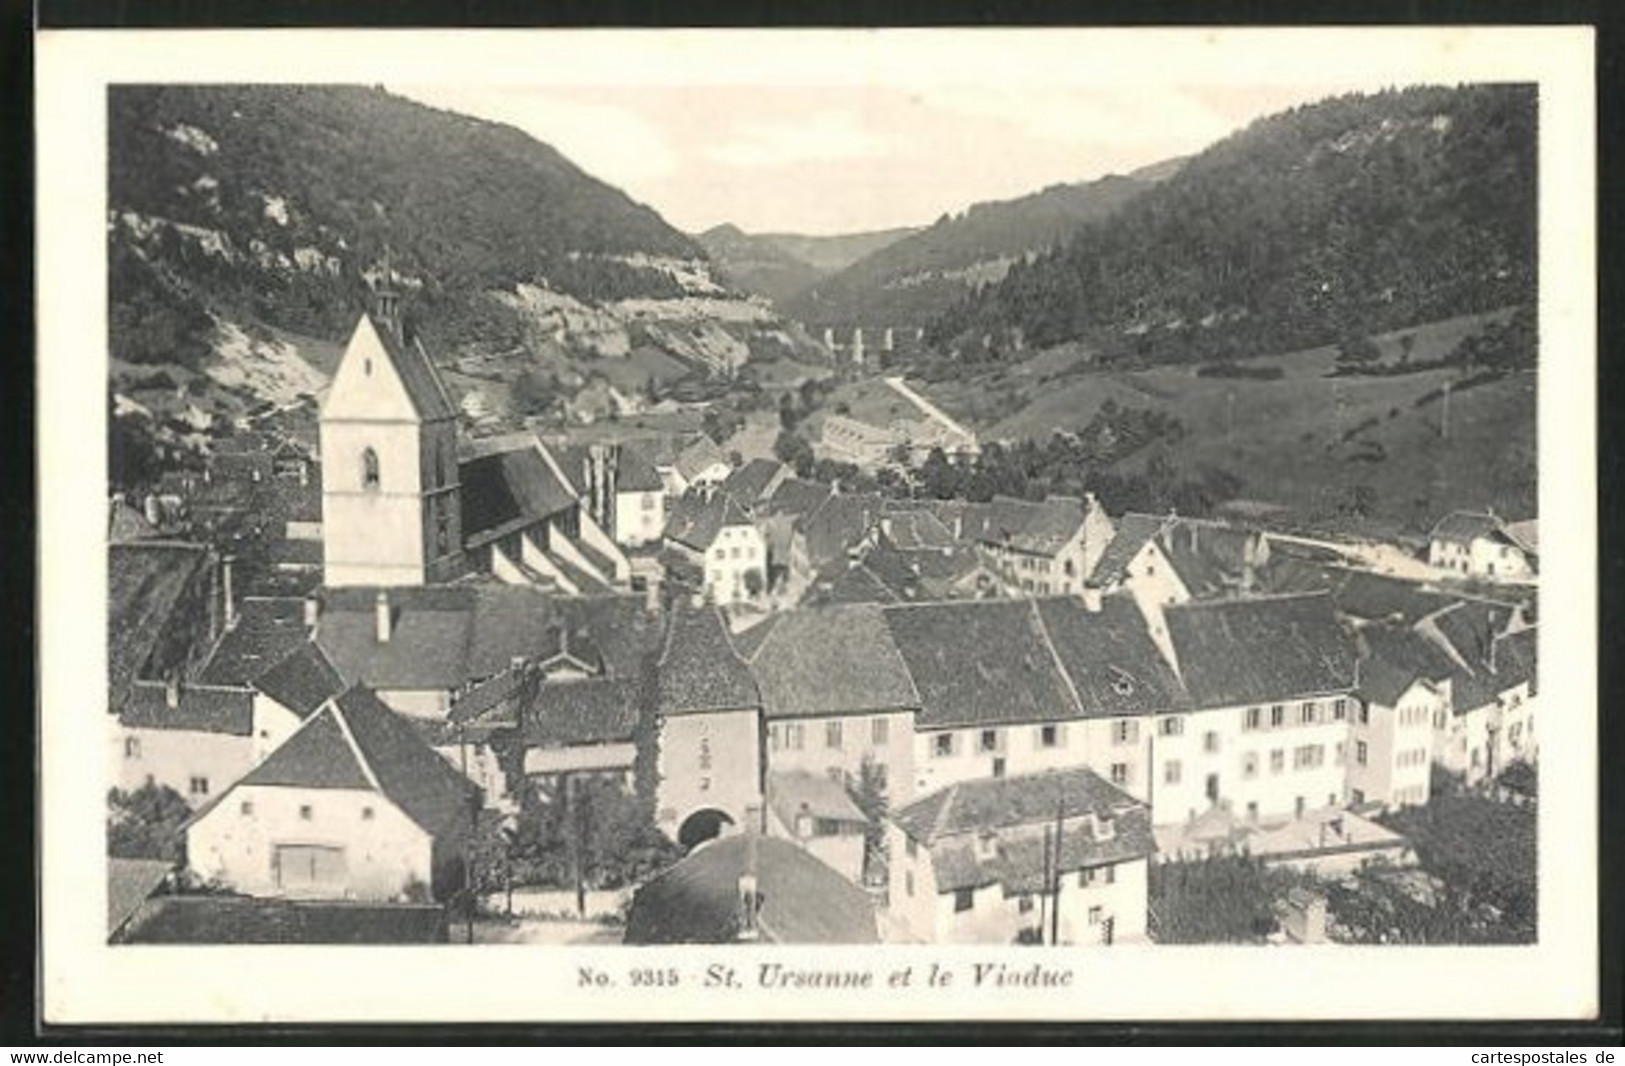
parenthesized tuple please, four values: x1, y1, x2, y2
(910, 308, 1534, 534)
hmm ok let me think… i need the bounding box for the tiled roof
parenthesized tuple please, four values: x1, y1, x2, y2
(810, 561, 905, 606)
(335, 686, 481, 836)
(239, 706, 372, 789)
(365, 313, 458, 422)
(196, 597, 311, 686)
(883, 600, 1081, 729)
(241, 686, 478, 837)
(1355, 625, 1459, 707)
(1504, 520, 1539, 555)
(1493, 626, 1538, 693)
(614, 443, 665, 494)
(108, 541, 212, 705)
(525, 678, 641, 746)
(623, 835, 878, 945)
(253, 641, 346, 719)
(894, 766, 1147, 844)
(1035, 596, 1191, 717)
(313, 585, 653, 694)
(1164, 592, 1358, 708)
(767, 770, 866, 827)
(664, 492, 752, 552)
(802, 492, 881, 569)
(674, 436, 729, 483)
(119, 680, 254, 736)
(116, 896, 448, 945)
(879, 509, 956, 551)
(765, 478, 834, 521)
(1008, 496, 1090, 556)
(720, 458, 786, 506)
(108, 858, 174, 937)
(315, 587, 473, 692)
(748, 604, 919, 719)
(656, 606, 759, 715)
(460, 446, 578, 544)
(1430, 510, 1506, 545)
(269, 475, 322, 525)
(1157, 519, 1258, 596)
(447, 664, 531, 728)
(1088, 513, 1163, 586)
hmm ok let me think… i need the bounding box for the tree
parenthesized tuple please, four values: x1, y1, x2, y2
(108, 784, 192, 863)
(743, 568, 765, 599)
(1336, 333, 1382, 368)
(773, 430, 814, 476)
(850, 757, 890, 886)
(511, 369, 559, 416)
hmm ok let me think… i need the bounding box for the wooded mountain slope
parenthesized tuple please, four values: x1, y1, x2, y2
(926, 84, 1537, 365)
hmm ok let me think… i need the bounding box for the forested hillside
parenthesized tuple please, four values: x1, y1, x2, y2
(782, 169, 1165, 330)
(926, 85, 1536, 366)
(109, 84, 707, 363)
(696, 224, 827, 305)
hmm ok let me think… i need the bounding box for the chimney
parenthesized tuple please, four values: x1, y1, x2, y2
(1081, 584, 1103, 613)
(299, 462, 309, 488)
(143, 494, 163, 528)
(165, 673, 181, 710)
(222, 556, 237, 630)
(303, 594, 322, 630)
(375, 589, 393, 643)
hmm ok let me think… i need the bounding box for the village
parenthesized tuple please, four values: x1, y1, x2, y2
(105, 285, 1540, 948)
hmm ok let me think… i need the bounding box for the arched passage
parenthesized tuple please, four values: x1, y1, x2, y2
(677, 808, 735, 851)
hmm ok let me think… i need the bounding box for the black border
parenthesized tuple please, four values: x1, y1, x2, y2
(22, 0, 1622, 1046)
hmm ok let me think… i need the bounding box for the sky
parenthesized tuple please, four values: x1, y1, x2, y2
(393, 83, 1356, 236)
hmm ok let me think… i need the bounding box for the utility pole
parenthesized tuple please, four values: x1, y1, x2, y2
(1049, 793, 1064, 947)
(1038, 824, 1051, 942)
(1441, 380, 1452, 441)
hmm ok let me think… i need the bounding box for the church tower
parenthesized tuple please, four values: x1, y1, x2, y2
(319, 261, 463, 587)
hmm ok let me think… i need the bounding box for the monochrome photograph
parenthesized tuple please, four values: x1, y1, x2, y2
(38, 27, 1596, 1023)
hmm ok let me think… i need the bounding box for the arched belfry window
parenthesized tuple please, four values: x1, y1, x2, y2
(362, 447, 380, 490)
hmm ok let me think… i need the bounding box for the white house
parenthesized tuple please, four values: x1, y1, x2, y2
(113, 678, 256, 805)
(1348, 626, 1455, 810)
(1428, 511, 1537, 580)
(764, 770, 869, 885)
(664, 492, 767, 604)
(186, 685, 480, 902)
(882, 597, 1185, 806)
(1156, 593, 1360, 827)
(973, 494, 1115, 599)
(888, 767, 1154, 945)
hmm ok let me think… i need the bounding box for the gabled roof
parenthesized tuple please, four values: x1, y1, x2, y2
(623, 835, 877, 945)
(315, 586, 473, 692)
(765, 478, 834, 521)
(656, 606, 759, 715)
(1035, 596, 1191, 717)
(119, 681, 254, 736)
(313, 585, 654, 694)
(878, 509, 956, 551)
(895, 766, 1146, 844)
(663, 492, 753, 552)
(1355, 625, 1460, 707)
(196, 597, 311, 686)
(616, 443, 666, 494)
(748, 604, 919, 719)
(238, 685, 478, 838)
(767, 770, 866, 827)
(108, 858, 174, 938)
(1088, 513, 1164, 586)
(351, 313, 458, 422)
(525, 678, 642, 747)
(1009, 496, 1091, 556)
(883, 600, 1081, 729)
(1504, 519, 1539, 555)
(802, 492, 881, 569)
(810, 560, 905, 606)
(720, 458, 786, 506)
(1430, 510, 1508, 545)
(1164, 592, 1357, 708)
(448, 663, 532, 729)
(460, 445, 578, 545)
(108, 541, 212, 705)
(252, 641, 346, 719)
(674, 435, 730, 483)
